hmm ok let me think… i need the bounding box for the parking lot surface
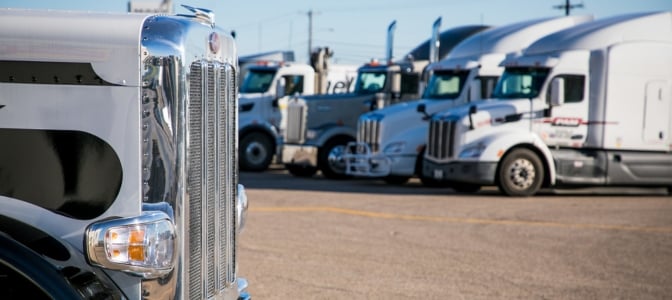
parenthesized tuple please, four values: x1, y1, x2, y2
(239, 166, 672, 300)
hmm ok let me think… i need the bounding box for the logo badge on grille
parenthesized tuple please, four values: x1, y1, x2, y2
(209, 32, 220, 54)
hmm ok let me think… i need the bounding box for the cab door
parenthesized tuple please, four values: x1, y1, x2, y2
(538, 74, 589, 148)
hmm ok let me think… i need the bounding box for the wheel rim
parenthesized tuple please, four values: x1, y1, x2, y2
(327, 144, 347, 174)
(244, 140, 268, 166)
(506, 158, 536, 190)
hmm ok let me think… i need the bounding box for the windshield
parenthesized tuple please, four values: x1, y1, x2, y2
(240, 68, 277, 93)
(422, 70, 470, 100)
(492, 67, 550, 99)
(354, 71, 386, 94)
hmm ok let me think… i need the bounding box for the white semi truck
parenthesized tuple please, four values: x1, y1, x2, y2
(344, 15, 592, 186)
(280, 20, 489, 179)
(238, 48, 358, 171)
(0, 7, 250, 299)
(423, 11, 672, 196)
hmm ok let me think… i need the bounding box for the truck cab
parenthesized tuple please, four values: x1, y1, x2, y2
(238, 50, 357, 171)
(423, 11, 672, 196)
(343, 15, 592, 186)
(280, 22, 489, 179)
(0, 7, 250, 299)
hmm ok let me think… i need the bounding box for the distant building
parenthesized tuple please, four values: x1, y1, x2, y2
(128, 0, 173, 14)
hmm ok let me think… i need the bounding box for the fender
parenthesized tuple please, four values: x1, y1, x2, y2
(311, 124, 357, 147)
(239, 122, 280, 141)
(0, 215, 124, 299)
(472, 131, 557, 185)
(384, 124, 429, 156)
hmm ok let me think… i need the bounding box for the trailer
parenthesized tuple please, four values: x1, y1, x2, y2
(343, 15, 592, 186)
(423, 11, 672, 196)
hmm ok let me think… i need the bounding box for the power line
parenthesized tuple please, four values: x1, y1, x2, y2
(553, 0, 584, 16)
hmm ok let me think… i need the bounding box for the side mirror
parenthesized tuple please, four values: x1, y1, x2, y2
(416, 103, 426, 114)
(416, 103, 430, 120)
(468, 79, 482, 102)
(275, 78, 286, 98)
(550, 77, 565, 106)
(468, 105, 477, 130)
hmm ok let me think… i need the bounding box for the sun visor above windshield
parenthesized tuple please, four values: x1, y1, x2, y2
(500, 53, 559, 68)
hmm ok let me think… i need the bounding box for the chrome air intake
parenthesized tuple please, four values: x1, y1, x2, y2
(427, 118, 456, 160)
(187, 60, 238, 298)
(285, 100, 306, 143)
(357, 118, 382, 153)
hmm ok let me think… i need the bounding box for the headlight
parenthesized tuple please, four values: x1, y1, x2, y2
(458, 142, 486, 158)
(86, 211, 176, 279)
(305, 129, 318, 140)
(383, 141, 406, 154)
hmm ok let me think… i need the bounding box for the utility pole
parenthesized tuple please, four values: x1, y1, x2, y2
(307, 10, 313, 60)
(553, 0, 584, 16)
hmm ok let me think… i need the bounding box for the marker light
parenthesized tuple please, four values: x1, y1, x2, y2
(86, 211, 176, 279)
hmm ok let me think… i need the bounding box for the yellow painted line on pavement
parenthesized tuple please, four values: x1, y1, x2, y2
(251, 206, 672, 233)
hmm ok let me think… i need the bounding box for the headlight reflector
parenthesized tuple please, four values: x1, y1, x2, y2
(458, 142, 487, 158)
(86, 211, 176, 279)
(383, 142, 406, 154)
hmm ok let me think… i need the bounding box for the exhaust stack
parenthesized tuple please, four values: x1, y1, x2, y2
(386, 20, 397, 64)
(429, 17, 441, 64)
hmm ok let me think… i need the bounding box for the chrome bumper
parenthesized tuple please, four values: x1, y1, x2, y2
(343, 142, 391, 177)
(280, 144, 319, 167)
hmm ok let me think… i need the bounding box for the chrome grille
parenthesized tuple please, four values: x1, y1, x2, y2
(427, 118, 456, 160)
(187, 60, 238, 299)
(285, 101, 306, 143)
(357, 118, 381, 153)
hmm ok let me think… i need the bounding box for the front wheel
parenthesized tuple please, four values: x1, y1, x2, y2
(319, 138, 354, 179)
(239, 132, 274, 172)
(497, 148, 544, 197)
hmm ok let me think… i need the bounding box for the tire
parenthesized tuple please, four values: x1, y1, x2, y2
(286, 164, 318, 177)
(319, 138, 354, 179)
(497, 148, 544, 197)
(415, 147, 443, 188)
(383, 175, 410, 185)
(239, 132, 274, 172)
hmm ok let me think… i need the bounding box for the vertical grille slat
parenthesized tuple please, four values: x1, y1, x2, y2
(357, 118, 382, 153)
(427, 119, 456, 160)
(220, 63, 237, 287)
(188, 62, 204, 300)
(187, 60, 237, 300)
(206, 63, 217, 297)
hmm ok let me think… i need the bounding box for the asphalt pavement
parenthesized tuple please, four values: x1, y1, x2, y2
(238, 166, 672, 300)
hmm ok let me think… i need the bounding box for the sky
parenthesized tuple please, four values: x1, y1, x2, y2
(2, 0, 671, 65)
